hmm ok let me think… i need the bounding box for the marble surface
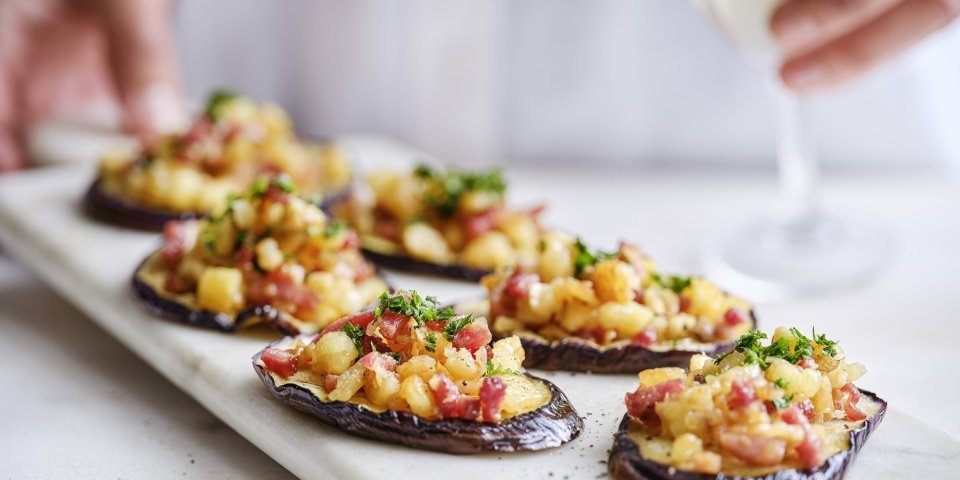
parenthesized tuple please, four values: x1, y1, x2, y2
(1, 136, 959, 479)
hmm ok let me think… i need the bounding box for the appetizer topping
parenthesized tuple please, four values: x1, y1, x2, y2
(258, 291, 551, 423)
(482, 236, 752, 349)
(145, 181, 386, 332)
(622, 327, 876, 474)
(342, 164, 545, 270)
(96, 91, 352, 216)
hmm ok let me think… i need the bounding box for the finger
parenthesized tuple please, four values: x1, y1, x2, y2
(96, 0, 185, 136)
(780, 0, 960, 92)
(772, 0, 905, 55)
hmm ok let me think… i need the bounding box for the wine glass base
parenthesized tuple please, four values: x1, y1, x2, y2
(701, 216, 891, 302)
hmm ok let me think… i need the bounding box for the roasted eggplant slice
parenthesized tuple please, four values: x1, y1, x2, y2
(337, 163, 548, 280)
(466, 237, 755, 373)
(87, 90, 354, 231)
(609, 327, 885, 479)
(132, 180, 388, 334)
(252, 291, 583, 453)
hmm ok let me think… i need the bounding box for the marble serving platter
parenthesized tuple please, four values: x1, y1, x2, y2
(1, 137, 958, 480)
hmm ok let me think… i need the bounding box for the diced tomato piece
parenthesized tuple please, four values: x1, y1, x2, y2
(727, 377, 758, 410)
(161, 221, 189, 267)
(719, 433, 786, 467)
(359, 352, 398, 372)
(452, 322, 492, 353)
(463, 209, 498, 240)
(323, 374, 339, 392)
(625, 378, 685, 423)
(261, 348, 298, 378)
(780, 405, 825, 469)
(678, 295, 691, 313)
(505, 272, 539, 299)
(378, 311, 412, 340)
(724, 308, 749, 327)
(631, 328, 657, 348)
(320, 310, 377, 336)
(479, 376, 507, 423)
(429, 374, 481, 420)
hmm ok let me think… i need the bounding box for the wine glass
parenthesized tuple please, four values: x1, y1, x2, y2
(692, 0, 890, 301)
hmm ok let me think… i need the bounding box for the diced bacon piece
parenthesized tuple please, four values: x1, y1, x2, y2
(163, 274, 191, 294)
(464, 209, 498, 240)
(723, 308, 749, 327)
(429, 374, 480, 420)
(263, 183, 291, 204)
(359, 352, 399, 372)
(161, 221, 193, 267)
(625, 378, 685, 423)
(323, 375, 339, 392)
(362, 335, 390, 356)
(727, 377, 758, 410)
(781, 405, 826, 469)
(631, 328, 657, 348)
(452, 322, 492, 353)
(320, 310, 377, 336)
(798, 399, 816, 422)
(479, 376, 507, 423)
(505, 272, 539, 299)
(378, 311, 412, 340)
(797, 358, 818, 370)
(233, 245, 255, 269)
(843, 394, 867, 421)
(260, 348, 298, 378)
(678, 295, 691, 313)
(633, 288, 645, 305)
(578, 327, 607, 344)
(719, 433, 787, 467)
(841, 383, 862, 403)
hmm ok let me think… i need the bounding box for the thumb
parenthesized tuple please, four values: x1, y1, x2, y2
(98, 0, 185, 136)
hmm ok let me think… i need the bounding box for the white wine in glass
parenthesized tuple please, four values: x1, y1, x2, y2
(693, 0, 890, 301)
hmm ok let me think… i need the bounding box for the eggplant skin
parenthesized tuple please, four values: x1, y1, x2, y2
(608, 390, 887, 480)
(131, 254, 387, 334)
(508, 310, 755, 374)
(361, 248, 491, 282)
(84, 177, 352, 231)
(252, 351, 584, 454)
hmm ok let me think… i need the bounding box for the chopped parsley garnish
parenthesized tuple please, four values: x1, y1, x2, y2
(233, 230, 248, 252)
(772, 394, 794, 410)
(773, 378, 789, 389)
(202, 229, 216, 253)
(324, 220, 347, 238)
(307, 194, 325, 208)
(715, 328, 840, 369)
(484, 360, 521, 377)
(273, 174, 296, 193)
(650, 272, 692, 294)
(204, 89, 238, 121)
(135, 152, 154, 170)
(425, 333, 438, 353)
(572, 237, 618, 278)
(250, 178, 270, 197)
(250, 176, 296, 197)
(414, 163, 507, 218)
(442, 314, 474, 341)
(340, 323, 365, 357)
(374, 290, 456, 328)
(385, 352, 402, 362)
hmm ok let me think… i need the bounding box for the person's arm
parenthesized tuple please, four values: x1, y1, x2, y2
(773, 0, 960, 91)
(0, 0, 182, 172)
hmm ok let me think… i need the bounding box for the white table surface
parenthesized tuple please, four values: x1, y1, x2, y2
(1, 136, 959, 479)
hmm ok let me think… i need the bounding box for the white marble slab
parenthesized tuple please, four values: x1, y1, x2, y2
(1, 136, 958, 479)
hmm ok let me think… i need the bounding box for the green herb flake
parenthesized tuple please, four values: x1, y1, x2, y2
(484, 360, 521, 378)
(233, 230, 248, 252)
(385, 352, 402, 362)
(773, 378, 789, 389)
(204, 89, 239, 121)
(250, 178, 270, 197)
(572, 237, 618, 278)
(324, 220, 347, 238)
(650, 272, 692, 294)
(715, 327, 841, 370)
(772, 394, 794, 410)
(442, 314, 474, 341)
(415, 163, 507, 218)
(374, 290, 456, 329)
(425, 333, 438, 353)
(273, 175, 296, 194)
(813, 328, 838, 357)
(340, 323, 365, 357)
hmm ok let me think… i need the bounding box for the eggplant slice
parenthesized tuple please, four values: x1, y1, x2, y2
(455, 299, 756, 374)
(360, 248, 491, 281)
(608, 390, 887, 480)
(252, 338, 584, 454)
(132, 252, 387, 334)
(85, 177, 352, 231)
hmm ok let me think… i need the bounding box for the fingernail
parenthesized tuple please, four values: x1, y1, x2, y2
(132, 83, 187, 133)
(772, 11, 818, 47)
(783, 60, 827, 90)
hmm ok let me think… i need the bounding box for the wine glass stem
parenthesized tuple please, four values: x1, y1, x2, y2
(772, 82, 818, 227)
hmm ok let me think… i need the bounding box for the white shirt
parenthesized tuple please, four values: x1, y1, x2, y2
(176, 0, 960, 170)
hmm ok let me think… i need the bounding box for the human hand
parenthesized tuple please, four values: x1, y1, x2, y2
(0, 0, 182, 172)
(772, 0, 960, 91)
